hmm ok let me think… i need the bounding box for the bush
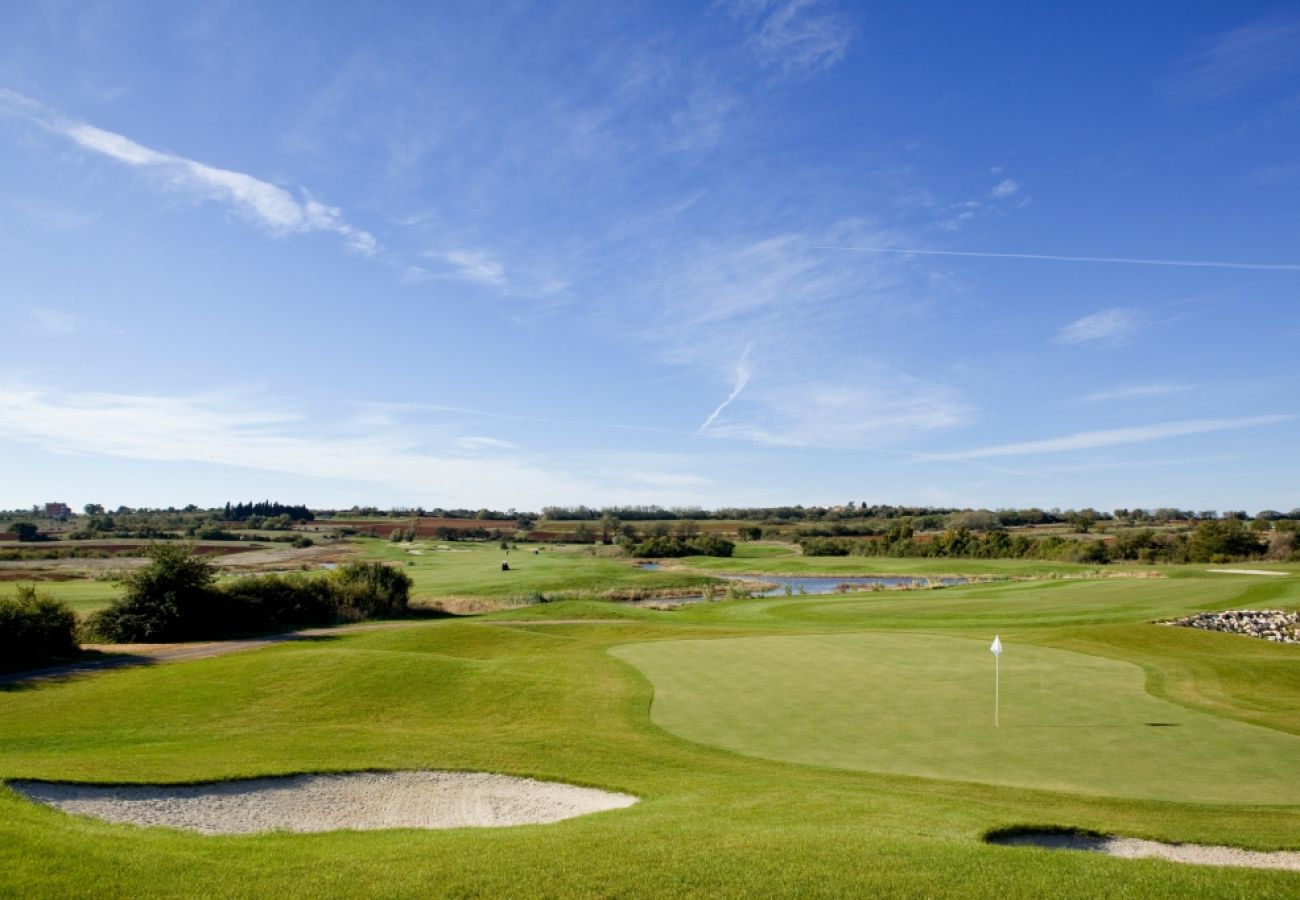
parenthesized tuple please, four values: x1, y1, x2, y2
(291, 535, 314, 548)
(88, 542, 220, 641)
(331, 562, 412, 619)
(0, 585, 79, 671)
(623, 535, 735, 558)
(87, 545, 413, 642)
(218, 573, 338, 632)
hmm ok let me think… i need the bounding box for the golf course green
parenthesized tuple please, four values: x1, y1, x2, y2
(1, 556, 1298, 896)
(612, 632, 1300, 804)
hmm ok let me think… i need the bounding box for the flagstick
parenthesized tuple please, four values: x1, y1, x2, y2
(994, 652, 999, 728)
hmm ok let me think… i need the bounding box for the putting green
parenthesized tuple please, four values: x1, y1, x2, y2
(612, 633, 1300, 805)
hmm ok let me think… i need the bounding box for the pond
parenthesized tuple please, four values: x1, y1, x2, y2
(630, 572, 968, 607)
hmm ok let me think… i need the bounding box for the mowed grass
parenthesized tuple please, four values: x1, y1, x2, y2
(0, 568, 1298, 895)
(360, 538, 718, 603)
(5, 579, 121, 614)
(611, 632, 1300, 804)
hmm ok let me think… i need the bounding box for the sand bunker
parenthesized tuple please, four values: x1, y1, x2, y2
(988, 831, 1300, 871)
(9, 771, 637, 835)
(1206, 569, 1287, 576)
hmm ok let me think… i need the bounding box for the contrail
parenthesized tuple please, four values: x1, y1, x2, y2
(811, 245, 1300, 272)
(698, 345, 752, 435)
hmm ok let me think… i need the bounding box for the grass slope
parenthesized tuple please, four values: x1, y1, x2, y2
(0, 570, 1297, 896)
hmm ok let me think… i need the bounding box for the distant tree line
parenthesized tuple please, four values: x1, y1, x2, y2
(799, 518, 1298, 564)
(223, 501, 314, 522)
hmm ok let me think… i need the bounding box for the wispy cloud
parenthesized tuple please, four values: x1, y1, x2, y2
(1, 90, 378, 256)
(990, 179, 1020, 198)
(810, 245, 1300, 272)
(1056, 308, 1145, 347)
(30, 309, 81, 335)
(728, 0, 855, 75)
(607, 222, 974, 448)
(706, 375, 973, 448)
(924, 415, 1293, 461)
(1078, 382, 1193, 404)
(0, 384, 708, 508)
(1163, 15, 1300, 102)
(698, 344, 752, 434)
(421, 249, 507, 287)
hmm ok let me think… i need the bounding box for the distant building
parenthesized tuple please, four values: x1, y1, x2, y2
(44, 502, 71, 520)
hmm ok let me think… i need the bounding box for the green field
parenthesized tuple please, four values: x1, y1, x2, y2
(1, 561, 1298, 896)
(612, 632, 1300, 804)
(360, 538, 718, 603)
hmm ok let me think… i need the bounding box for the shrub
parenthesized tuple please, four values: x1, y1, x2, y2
(291, 535, 314, 548)
(331, 562, 412, 619)
(218, 573, 338, 632)
(623, 534, 735, 558)
(0, 585, 79, 672)
(87, 545, 413, 642)
(88, 542, 220, 641)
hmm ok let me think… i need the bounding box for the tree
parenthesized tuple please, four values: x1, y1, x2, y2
(7, 522, 40, 542)
(88, 542, 218, 641)
(599, 513, 621, 544)
(83, 503, 105, 516)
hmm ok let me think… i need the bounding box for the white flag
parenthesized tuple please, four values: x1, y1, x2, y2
(990, 635, 1002, 656)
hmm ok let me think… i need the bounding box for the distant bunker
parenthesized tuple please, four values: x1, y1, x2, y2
(9, 772, 638, 835)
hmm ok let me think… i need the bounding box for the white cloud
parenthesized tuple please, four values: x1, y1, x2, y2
(4, 92, 378, 256)
(605, 223, 973, 449)
(698, 345, 752, 434)
(452, 435, 516, 452)
(990, 178, 1020, 198)
(730, 0, 855, 75)
(30, 309, 81, 335)
(1163, 15, 1300, 102)
(706, 375, 973, 448)
(0, 384, 589, 508)
(424, 249, 507, 287)
(0, 384, 726, 508)
(1055, 308, 1145, 347)
(1078, 382, 1193, 404)
(924, 415, 1293, 461)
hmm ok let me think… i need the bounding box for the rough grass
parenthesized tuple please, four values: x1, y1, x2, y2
(0, 566, 1298, 896)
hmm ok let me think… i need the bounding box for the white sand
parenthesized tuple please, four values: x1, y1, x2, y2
(990, 831, 1300, 871)
(9, 772, 637, 835)
(1206, 569, 1288, 576)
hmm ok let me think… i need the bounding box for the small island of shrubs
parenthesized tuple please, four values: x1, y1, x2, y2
(86, 542, 413, 642)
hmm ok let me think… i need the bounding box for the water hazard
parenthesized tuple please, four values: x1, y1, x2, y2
(633, 567, 967, 607)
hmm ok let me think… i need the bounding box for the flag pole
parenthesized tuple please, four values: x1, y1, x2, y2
(989, 635, 1002, 728)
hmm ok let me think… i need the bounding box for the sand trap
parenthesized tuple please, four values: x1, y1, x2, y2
(9, 772, 638, 835)
(988, 831, 1300, 871)
(1206, 569, 1288, 576)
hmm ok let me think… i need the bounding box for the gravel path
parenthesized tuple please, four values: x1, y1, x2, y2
(989, 831, 1300, 871)
(9, 772, 638, 834)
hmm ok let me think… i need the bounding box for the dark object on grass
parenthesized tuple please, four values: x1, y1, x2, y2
(501, 561, 510, 571)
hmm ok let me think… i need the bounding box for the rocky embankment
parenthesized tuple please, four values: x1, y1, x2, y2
(1162, 610, 1299, 644)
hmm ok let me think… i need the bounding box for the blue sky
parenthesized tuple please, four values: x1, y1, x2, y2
(1, 1, 1297, 513)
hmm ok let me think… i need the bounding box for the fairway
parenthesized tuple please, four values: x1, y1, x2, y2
(612, 632, 1300, 805)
